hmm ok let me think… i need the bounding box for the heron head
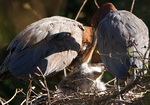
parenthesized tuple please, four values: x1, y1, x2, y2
(81, 26, 97, 64)
(91, 3, 117, 28)
(82, 26, 93, 45)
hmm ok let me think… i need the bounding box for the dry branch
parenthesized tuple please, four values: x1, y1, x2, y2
(0, 89, 23, 105)
(75, 0, 87, 20)
(130, 0, 136, 12)
(36, 67, 51, 104)
(94, 0, 100, 8)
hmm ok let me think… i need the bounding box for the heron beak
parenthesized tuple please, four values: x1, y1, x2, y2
(82, 28, 97, 63)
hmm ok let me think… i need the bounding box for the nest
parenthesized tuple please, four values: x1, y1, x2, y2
(27, 86, 147, 105)
(25, 75, 149, 105)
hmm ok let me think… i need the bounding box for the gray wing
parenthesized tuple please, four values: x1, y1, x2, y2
(0, 16, 84, 80)
(98, 10, 149, 79)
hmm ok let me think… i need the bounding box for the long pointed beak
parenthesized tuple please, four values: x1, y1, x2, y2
(82, 28, 97, 63)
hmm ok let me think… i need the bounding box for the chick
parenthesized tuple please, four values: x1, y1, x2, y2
(55, 63, 106, 96)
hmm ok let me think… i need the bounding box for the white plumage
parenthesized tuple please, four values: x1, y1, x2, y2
(55, 62, 106, 96)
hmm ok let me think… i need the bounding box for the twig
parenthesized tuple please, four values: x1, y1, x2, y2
(94, 0, 100, 8)
(75, 0, 87, 20)
(105, 78, 116, 87)
(132, 42, 149, 72)
(26, 77, 32, 105)
(0, 89, 23, 105)
(29, 93, 47, 104)
(20, 99, 26, 105)
(130, 0, 135, 12)
(93, 76, 140, 104)
(37, 66, 51, 104)
(0, 97, 6, 105)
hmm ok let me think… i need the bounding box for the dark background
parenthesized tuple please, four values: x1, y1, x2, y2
(0, 0, 149, 104)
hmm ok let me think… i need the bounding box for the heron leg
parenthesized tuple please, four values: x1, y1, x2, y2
(116, 78, 124, 100)
(126, 68, 137, 85)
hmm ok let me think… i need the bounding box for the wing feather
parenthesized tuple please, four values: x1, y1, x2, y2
(98, 10, 149, 79)
(1, 16, 84, 80)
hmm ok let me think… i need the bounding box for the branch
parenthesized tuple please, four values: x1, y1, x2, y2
(93, 76, 140, 104)
(130, 0, 136, 12)
(105, 78, 116, 87)
(75, 0, 87, 20)
(0, 89, 23, 105)
(26, 77, 33, 105)
(94, 0, 100, 8)
(36, 67, 51, 104)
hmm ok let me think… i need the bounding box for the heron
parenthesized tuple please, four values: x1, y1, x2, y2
(0, 16, 94, 81)
(91, 3, 149, 83)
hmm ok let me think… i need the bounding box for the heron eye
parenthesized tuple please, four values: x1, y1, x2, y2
(78, 25, 84, 31)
